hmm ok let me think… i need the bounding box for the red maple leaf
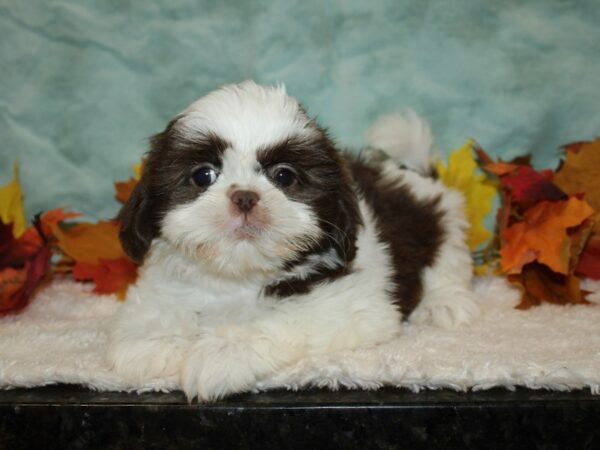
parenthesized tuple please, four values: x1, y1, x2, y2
(0, 218, 52, 316)
(501, 166, 567, 205)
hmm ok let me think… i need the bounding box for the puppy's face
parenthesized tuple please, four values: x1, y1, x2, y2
(120, 82, 359, 278)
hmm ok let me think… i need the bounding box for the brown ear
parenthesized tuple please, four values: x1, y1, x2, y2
(118, 178, 158, 263)
(330, 181, 361, 265)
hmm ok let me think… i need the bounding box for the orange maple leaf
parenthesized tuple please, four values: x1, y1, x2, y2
(501, 196, 595, 275)
(18, 209, 81, 253)
(115, 178, 139, 204)
(483, 161, 521, 176)
(49, 220, 126, 264)
(72, 258, 137, 300)
(48, 218, 138, 297)
(114, 161, 144, 204)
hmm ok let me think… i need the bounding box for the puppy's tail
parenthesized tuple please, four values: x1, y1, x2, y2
(367, 110, 436, 176)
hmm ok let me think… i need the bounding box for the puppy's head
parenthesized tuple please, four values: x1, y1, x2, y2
(120, 81, 359, 277)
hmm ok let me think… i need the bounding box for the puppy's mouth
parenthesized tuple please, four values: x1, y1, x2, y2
(234, 220, 263, 239)
(227, 213, 268, 240)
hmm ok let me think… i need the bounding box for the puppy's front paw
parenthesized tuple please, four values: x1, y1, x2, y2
(181, 336, 264, 402)
(107, 337, 187, 383)
(410, 286, 480, 329)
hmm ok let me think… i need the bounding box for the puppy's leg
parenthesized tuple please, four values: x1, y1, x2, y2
(181, 318, 305, 401)
(409, 189, 480, 329)
(181, 288, 402, 401)
(106, 302, 196, 384)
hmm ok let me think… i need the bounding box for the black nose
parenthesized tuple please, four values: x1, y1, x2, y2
(231, 190, 260, 213)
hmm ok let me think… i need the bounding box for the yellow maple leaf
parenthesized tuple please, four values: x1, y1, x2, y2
(437, 139, 497, 251)
(0, 162, 27, 237)
(132, 161, 144, 180)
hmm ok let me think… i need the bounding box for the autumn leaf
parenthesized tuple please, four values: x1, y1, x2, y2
(17, 209, 81, 254)
(49, 220, 126, 264)
(553, 138, 600, 279)
(560, 141, 590, 155)
(481, 160, 522, 177)
(555, 138, 600, 208)
(114, 179, 138, 204)
(554, 138, 600, 226)
(39, 209, 82, 235)
(115, 161, 144, 204)
(72, 258, 137, 300)
(500, 196, 594, 275)
(512, 263, 589, 309)
(577, 234, 600, 279)
(0, 221, 21, 267)
(132, 161, 144, 179)
(49, 217, 138, 297)
(0, 267, 28, 314)
(0, 162, 27, 237)
(437, 139, 497, 250)
(0, 218, 52, 316)
(500, 166, 567, 206)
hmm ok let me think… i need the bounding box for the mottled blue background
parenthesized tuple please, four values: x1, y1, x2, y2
(1, 0, 599, 219)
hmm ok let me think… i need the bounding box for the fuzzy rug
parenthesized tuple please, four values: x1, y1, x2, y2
(1, 276, 599, 394)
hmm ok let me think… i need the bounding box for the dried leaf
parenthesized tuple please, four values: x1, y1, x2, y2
(512, 263, 588, 309)
(132, 161, 144, 179)
(73, 258, 137, 299)
(18, 245, 52, 308)
(49, 220, 126, 264)
(474, 146, 494, 167)
(560, 141, 589, 155)
(18, 209, 81, 254)
(114, 161, 144, 204)
(437, 139, 497, 250)
(114, 178, 138, 204)
(501, 166, 566, 205)
(483, 162, 522, 176)
(0, 221, 38, 268)
(0, 221, 19, 266)
(576, 234, 600, 279)
(0, 162, 27, 237)
(0, 218, 51, 316)
(0, 267, 28, 314)
(49, 216, 138, 297)
(554, 138, 600, 230)
(501, 196, 595, 275)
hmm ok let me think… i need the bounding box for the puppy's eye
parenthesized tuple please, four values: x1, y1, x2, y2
(191, 166, 218, 187)
(273, 167, 296, 187)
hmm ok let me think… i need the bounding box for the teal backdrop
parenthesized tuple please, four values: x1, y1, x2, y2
(1, 0, 599, 219)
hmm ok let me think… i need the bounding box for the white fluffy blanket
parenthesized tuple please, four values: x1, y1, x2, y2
(1, 277, 599, 394)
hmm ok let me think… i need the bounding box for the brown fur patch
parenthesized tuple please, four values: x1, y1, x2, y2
(258, 133, 362, 298)
(348, 156, 445, 318)
(119, 119, 230, 263)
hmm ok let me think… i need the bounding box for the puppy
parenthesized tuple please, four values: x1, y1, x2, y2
(107, 81, 478, 401)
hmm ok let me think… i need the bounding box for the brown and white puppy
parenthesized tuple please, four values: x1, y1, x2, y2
(107, 81, 478, 401)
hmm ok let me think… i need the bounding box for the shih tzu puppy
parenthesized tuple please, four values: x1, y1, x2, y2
(107, 81, 478, 401)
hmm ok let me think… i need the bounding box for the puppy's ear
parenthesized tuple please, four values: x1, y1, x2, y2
(118, 178, 157, 263)
(330, 181, 361, 265)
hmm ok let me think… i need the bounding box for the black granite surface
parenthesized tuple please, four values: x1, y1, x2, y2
(1, 385, 598, 449)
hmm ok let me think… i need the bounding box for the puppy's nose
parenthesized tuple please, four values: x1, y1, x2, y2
(231, 190, 260, 213)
